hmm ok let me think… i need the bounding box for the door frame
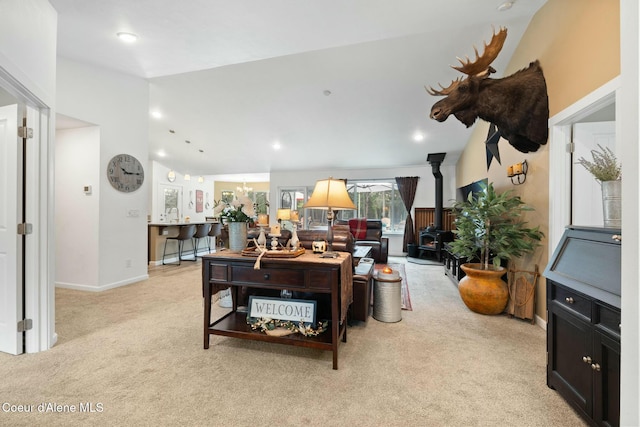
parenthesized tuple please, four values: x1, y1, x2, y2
(0, 66, 55, 353)
(547, 76, 620, 251)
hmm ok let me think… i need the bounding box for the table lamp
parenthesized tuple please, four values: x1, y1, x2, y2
(303, 177, 356, 257)
(277, 208, 291, 229)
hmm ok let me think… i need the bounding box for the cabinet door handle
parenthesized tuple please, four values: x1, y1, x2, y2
(591, 363, 601, 371)
(582, 356, 592, 364)
(612, 234, 622, 242)
(565, 297, 574, 304)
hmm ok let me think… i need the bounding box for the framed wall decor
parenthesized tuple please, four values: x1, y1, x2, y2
(196, 190, 203, 213)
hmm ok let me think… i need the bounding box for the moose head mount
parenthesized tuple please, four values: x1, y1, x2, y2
(427, 27, 549, 153)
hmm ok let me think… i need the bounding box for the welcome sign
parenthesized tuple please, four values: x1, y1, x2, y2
(248, 296, 317, 326)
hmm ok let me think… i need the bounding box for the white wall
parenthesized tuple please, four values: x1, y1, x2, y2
(55, 126, 100, 288)
(619, 0, 640, 424)
(56, 58, 149, 290)
(0, 0, 56, 107)
(150, 160, 215, 223)
(269, 163, 456, 256)
(0, 0, 57, 351)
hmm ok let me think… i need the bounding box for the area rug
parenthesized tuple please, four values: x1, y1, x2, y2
(374, 263, 412, 311)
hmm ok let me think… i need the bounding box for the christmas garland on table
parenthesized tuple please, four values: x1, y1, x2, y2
(247, 317, 329, 337)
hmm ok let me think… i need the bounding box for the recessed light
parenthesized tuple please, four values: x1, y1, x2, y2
(116, 32, 138, 43)
(323, 90, 332, 96)
(151, 111, 162, 119)
(157, 150, 167, 158)
(169, 129, 175, 134)
(199, 149, 204, 153)
(272, 141, 282, 150)
(413, 132, 425, 142)
(185, 140, 191, 144)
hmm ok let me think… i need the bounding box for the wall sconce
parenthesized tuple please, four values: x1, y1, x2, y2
(507, 160, 528, 185)
(198, 176, 204, 183)
(184, 174, 191, 181)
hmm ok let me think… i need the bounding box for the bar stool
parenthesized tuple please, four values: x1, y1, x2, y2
(162, 224, 196, 265)
(193, 223, 212, 257)
(208, 222, 222, 252)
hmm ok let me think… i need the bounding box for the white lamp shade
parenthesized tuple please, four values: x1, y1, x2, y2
(303, 178, 356, 210)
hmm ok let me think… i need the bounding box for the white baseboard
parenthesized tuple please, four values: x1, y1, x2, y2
(55, 274, 149, 292)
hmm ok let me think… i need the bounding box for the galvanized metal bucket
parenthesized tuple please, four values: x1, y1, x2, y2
(602, 180, 621, 228)
(228, 221, 248, 251)
(373, 276, 402, 323)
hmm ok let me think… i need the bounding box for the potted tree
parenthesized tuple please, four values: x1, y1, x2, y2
(576, 144, 621, 228)
(448, 182, 543, 314)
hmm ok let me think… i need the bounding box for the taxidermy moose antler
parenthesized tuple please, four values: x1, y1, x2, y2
(427, 27, 549, 153)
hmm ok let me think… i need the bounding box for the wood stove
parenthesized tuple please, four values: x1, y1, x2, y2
(417, 153, 453, 261)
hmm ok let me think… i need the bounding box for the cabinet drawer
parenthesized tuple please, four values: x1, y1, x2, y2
(552, 284, 591, 320)
(231, 266, 305, 288)
(596, 303, 621, 337)
(207, 263, 229, 282)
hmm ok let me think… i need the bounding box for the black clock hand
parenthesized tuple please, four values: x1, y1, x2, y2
(120, 167, 142, 176)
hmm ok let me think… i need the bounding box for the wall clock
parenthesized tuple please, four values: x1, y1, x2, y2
(107, 154, 145, 193)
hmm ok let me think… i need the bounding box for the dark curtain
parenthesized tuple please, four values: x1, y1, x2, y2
(395, 176, 419, 252)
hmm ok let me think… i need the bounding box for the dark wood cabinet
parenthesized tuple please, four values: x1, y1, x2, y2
(545, 227, 621, 427)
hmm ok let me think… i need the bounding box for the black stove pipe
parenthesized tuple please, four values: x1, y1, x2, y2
(427, 153, 446, 230)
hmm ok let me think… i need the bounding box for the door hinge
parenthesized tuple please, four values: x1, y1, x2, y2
(18, 126, 33, 139)
(17, 223, 33, 235)
(17, 319, 32, 332)
(566, 142, 574, 153)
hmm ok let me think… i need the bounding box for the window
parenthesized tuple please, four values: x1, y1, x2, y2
(339, 180, 407, 232)
(248, 191, 269, 215)
(299, 179, 407, 232)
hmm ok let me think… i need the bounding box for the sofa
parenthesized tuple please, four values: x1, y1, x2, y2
(336, 219, 389, 264)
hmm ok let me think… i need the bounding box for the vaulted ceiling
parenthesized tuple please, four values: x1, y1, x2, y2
(51, 0, 546, 177)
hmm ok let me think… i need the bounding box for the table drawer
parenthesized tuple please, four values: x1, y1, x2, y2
(207, 263, 229, 282)
(308, 269, 334, 290)
(551, 283, 591, 320)
(232, 266, 305, 288)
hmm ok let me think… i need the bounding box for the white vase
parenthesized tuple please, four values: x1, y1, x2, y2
(602, 180, 621, 228)
(228, 221, 248, 251)
(257, 227, 267, 248)
(290, 226, 299, 250)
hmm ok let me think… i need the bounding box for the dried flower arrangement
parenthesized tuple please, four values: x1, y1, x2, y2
(576, 144, 621, 182)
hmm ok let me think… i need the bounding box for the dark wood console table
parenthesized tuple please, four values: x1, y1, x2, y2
(201, 251, 353, 369)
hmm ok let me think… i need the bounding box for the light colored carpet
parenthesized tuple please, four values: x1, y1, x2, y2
(0, 257, 587, 426)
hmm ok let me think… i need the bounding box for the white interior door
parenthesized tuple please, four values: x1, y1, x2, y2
(572, 121, 616, 227)
(0, 104, 23, 355)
